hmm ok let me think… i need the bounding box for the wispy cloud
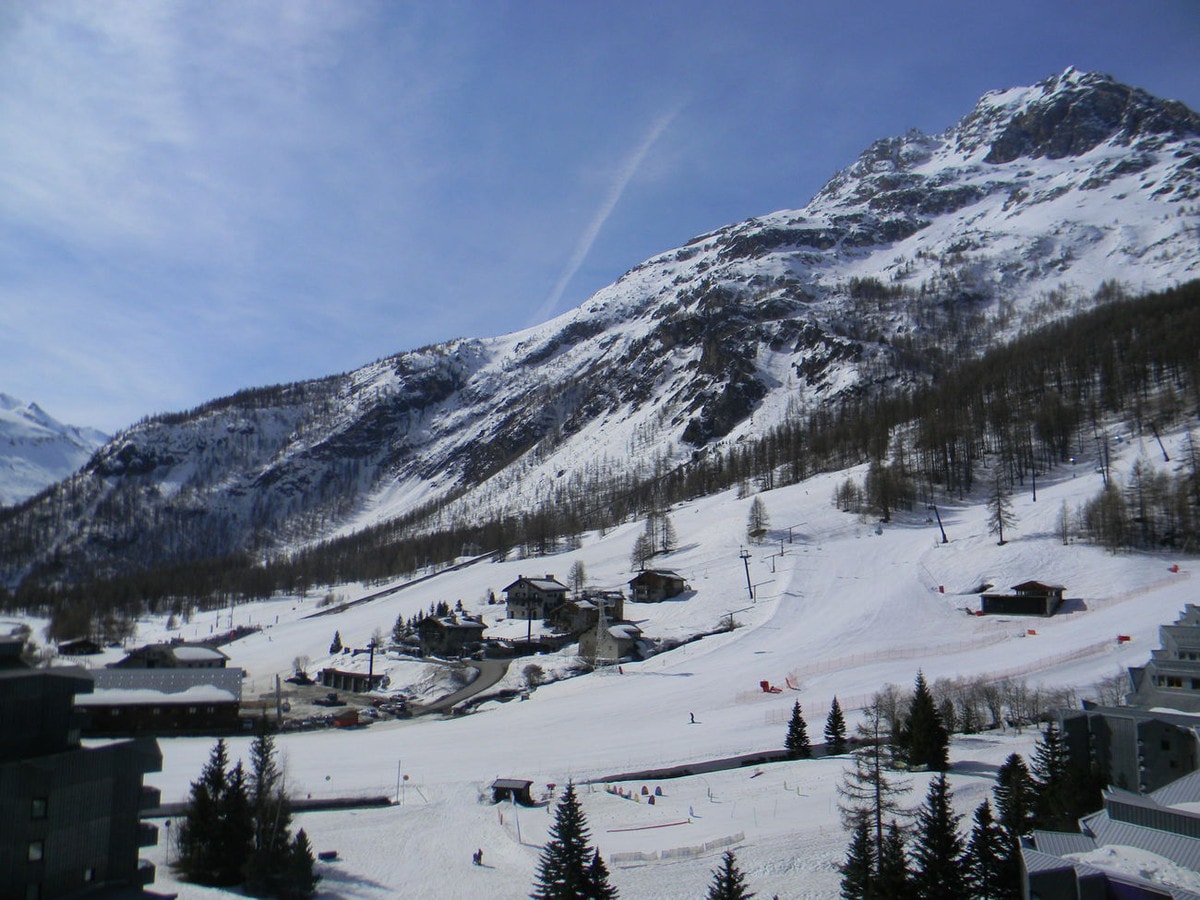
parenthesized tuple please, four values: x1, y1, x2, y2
(530, 108, 681, 326)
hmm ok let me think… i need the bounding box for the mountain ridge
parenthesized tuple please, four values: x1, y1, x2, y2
(2, 67, 1198, 589)
(0, 394, 107, 507)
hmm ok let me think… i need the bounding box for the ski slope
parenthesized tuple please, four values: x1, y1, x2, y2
(30, 425, 1200, 898)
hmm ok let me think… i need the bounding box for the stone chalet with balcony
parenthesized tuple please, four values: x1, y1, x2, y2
(503, 575, 570, 621)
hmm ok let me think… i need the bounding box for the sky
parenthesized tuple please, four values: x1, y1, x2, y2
(2, 1, 1199, 434)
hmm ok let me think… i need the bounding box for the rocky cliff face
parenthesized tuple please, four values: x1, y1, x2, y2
(3, 68, 1198, 588)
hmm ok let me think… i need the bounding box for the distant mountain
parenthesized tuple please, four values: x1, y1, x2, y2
(0, 394, 107, 507)
(2, 68, 1198, 589)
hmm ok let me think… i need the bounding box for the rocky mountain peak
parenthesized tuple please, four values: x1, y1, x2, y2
(955, 67, 1200, 163)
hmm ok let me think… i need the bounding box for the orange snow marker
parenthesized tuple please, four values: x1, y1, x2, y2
(1027, 629, 1038, 636)
(1117, 635, 1131, 643)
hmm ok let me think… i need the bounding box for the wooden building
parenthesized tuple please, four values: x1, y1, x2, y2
(980, 580, 1065, 616)
(418, 615, 486, 658)
(628, 569, 688, 602)
(491, 778, 536, 806)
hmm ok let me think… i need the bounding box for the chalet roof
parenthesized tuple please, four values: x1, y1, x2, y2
(1011, 580, 1065, 592)
(503, 575, 568, 593)
(630, 569, 683, 581)
(608, 623, 642, 640)
(491, 778, 533, 790)
(424, 615, 486, 632)
(110, 642, 229, 666)
(170, 645, 228, 662)
(76, 683, 238, 706)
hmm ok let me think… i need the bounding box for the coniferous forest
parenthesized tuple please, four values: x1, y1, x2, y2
(2, 279, 1199, 640)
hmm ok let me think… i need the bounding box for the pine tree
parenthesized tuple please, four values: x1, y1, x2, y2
(569, 560, 587, 595)
(659, 514, 678, 554)
(838, 702, 911, 874)
(839, 818, 874, 900)
(909, 775, 966, 900)
(785, 700, 811, 759)
(215, 760, 254, 885)
(532, 783, 596, 899)
(630, 533, 653, 572)
(992, 753, 1036, 891)
(329, 630, 342, 654)
(278, 828, 320, 900)
(826, 697, 848, 754)
(706, 849, 755, 899)
(176, 739, 233, 885)
(961, 800, 1005, 900)
(747, 496, 770, 541)
(244, 722, 294, 896)
(584, 848, 619, 900)
(986, 472, 1016, 545)
(1030, 722, 1083, 832)
(899, 671, 949, 772)
(875, 820, 911, 900)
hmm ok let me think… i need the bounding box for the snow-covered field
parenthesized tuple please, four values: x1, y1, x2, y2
(21, 424, 1200, 898)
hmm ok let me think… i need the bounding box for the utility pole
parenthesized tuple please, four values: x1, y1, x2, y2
(928, 504, 948, 544)
(739, 548, 753, 600)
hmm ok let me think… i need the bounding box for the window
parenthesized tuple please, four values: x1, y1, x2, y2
(28, 840, 44, 862)
(31, 798, 47, 819)
(83, 868, 95, 882)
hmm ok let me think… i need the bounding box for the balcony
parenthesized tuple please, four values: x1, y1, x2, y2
(139, 784, 162, 811)
(136, 858, 156, 886)
(138, 821, 159, 848)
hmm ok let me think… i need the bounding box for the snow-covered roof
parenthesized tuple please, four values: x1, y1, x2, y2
(76, 684, 238, 706)
(88, 666, 244, 700)
(170, 645, 227, 662)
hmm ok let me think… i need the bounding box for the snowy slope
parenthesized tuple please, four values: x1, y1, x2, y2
(33, 418, 1200, 898)
(0, 393, 106, 506)
(4, 67, 1199, 590)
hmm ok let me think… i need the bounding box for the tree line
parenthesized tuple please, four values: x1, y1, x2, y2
(7, 279, 1200, 638)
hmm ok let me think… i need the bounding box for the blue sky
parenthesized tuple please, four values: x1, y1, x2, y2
(2, 1, 1198, 433)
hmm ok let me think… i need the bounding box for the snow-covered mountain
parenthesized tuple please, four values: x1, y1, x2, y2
(2, 68, 1198, 587)
(0, 394, 107, 507)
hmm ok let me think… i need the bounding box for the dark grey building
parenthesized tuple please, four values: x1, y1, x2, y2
(1059, 703, 1200, 795)
(0, 638, 162, 899)
(1025, 773, 1200, 899)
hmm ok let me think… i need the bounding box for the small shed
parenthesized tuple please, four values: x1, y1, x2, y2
(491, 778, 536, 806)
(628, 570, 688, 602)
(980, 581, 1066, 617)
